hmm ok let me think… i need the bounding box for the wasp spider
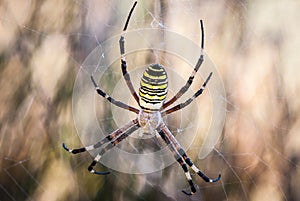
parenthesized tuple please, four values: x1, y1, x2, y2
(63, 1, 221, 195)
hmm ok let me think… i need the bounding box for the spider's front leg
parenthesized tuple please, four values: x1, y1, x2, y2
(157, 128, 197, 195)
(87, 123, 140, 175)
(62, 119, 140, 174)
(158, 123, 221, 195)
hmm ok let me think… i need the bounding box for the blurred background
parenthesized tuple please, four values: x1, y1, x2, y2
(1, 0, 300, 200)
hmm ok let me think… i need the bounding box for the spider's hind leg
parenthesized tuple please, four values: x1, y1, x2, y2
(91, 75, 139, 114)
(162, 19, 206, 110)
(118, 1, 140, 104)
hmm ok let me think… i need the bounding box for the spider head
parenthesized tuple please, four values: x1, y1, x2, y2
(138, 64, 168, 111)
(138, 110, 162, 137)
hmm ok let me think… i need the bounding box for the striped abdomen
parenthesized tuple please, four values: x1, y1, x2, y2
(139, 64, 168, 111)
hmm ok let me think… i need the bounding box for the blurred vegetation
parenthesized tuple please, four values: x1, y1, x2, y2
(1, 0, 300, 201)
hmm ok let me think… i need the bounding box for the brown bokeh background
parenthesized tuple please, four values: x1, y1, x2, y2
(1, 0, 300, 201)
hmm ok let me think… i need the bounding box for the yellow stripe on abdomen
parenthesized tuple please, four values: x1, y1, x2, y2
(139, 64, 168, 111)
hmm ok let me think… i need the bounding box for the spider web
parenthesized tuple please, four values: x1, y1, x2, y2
(1, 0, 300, 201)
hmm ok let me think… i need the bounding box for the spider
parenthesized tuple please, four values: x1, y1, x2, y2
(62, 1, 221, 195)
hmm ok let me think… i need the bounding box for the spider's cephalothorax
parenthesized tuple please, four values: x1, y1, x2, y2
(139, 63, 168, 111)
(137, 110, 162, 136)
(62, 1, 220, 196)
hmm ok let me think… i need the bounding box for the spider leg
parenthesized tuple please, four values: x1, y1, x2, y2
(88, 123, 140, 175)
(119, 1, 140, 104)
(162, 20, 205, 110)
(162, 72, 212, 116)
(62, 119, 138, 154)
(91, 76, 139, 114)
(157, 129, 196, 195)
(159, 123, 221, 186)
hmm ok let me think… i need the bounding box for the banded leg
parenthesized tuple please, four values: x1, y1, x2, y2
(88, 123, 140, 175)
(157, 129, 196, 195)
(119, 1, 139, 104)
(162, 72, 212, 116)
(159, 123, 221, 183)
(162, 20, 205, 110)
(91, 76, 139, 114)
(62, 119, 139, 154)
(181, 151, 221, 183)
